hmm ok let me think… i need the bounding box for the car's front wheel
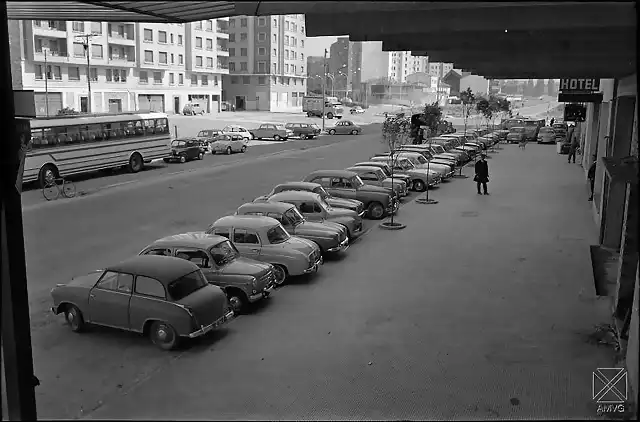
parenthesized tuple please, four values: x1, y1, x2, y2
(149, 321, 179, 351)
(198, 152, 204, 160)
(227, 290, 248, 314)
(64, 305, 85, 332)
(274, 135, 281, 141)
(272, 264, 288, 286)
(329, 129, 336, 135)
(179, 154, 187, 163)
(367, 202, 386, 220)
(413, 179, 426, 192)
(351, 130, 359, 135)
(226, 146, 232, 155)
(241, 145, 247, 153)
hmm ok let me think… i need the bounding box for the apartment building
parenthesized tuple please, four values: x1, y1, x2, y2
(306, 55, 324, 93)
(428, 61, 454, 78)
(222, 14, 307, 112)
(389, 51, 429, 83)
(9, 18, 229, 116)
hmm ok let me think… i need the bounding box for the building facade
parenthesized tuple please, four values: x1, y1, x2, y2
(306, 55, 324, 94)
(428, 61, 454, 78)
(222, 14, 307, 112)
(9, 19, 229, 116)
(389, 51, 428, 83)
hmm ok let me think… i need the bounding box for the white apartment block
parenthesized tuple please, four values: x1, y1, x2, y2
(222, 14, 307, 112)
(389, 51, 428, 83)
(9, 18, 230, 116)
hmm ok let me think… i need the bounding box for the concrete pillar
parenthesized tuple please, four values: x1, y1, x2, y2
(625, 262, 639, 418)
(593, 103, 611, 214)
(582, 103, 600, 173)
(615, 184, 639, 319)
(611, 96, 637, 158)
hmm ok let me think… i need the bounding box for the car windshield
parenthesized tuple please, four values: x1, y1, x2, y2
(267, 225, 290, 244)
(312, 186, 331, 199)
(511, 127, 526, 133)
(275, 125, 286, 130)
(197, 130, 215, 137)
(209, 240, 239, 266)
(311, 124, 320, 129)
(167, 270, 207, 301)
(351, 176, 365, 188)
(411, 155, 428, 164)
(284, 207, 305, 225)
(285, 124, 293, 128)
(397, 159, 413, 170)
(171, 140, 186, 148)
(319, 197, 333, 211)
(432, 146, 445, 153)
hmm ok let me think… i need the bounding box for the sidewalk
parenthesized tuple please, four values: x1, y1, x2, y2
(85, 143, 614, 420)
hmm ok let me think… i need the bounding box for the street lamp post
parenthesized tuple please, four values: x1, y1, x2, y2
(322, 49, 327, 132)
(326, 74, 335, 98)
(43, 47, 49, 117)
(76, 33, 97, 113)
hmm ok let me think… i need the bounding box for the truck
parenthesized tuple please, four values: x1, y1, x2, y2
(302, 96, 343, 119)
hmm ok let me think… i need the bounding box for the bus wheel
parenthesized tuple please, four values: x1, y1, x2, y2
(129, 153, 144, 173)
(39, 164, 59, 189)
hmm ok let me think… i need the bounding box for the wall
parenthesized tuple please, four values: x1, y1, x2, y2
(360, 41, 389, 83)
(8, 20, 24, 89)
(460, 75, 489, 95)
(626, 262, 639, 419)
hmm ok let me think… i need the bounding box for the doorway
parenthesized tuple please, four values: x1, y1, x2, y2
(80, 96, 88, 113)
(235, 96, 245, 111)
(108, 98, 122, 113)
(174, 97, 180, 114)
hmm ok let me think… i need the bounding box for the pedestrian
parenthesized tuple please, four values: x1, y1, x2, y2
(588, 155, 597, 201)
(550, 117, 555, 126)
(474, 153, 489, 195)
(568, 130, 579, 163)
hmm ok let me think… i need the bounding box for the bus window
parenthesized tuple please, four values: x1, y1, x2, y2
(156, 118, 168, 133)
(145, 119, 156, 135)
(31, 129, 45, 148)
(88, 124, 103, 142)
(66, 126, 81, 144)
(134, 120, 144, 135)
(79, 125, 91, 142)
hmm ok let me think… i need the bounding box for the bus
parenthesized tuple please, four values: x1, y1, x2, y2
(26, 112, 172, 188)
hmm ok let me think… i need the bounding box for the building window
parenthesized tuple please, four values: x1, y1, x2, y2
(73, 42, 85, 57)
(272, 62, 277, 73)
(258, 76, 266, 85)
(301, 65, 304, 73)
(240, 33, 247, 41)
(171, 53, 175, 64)
(240, 18, 247, 27)
(72, 21, 84, 32)
(159, 31, 167, 43)
(258, 47, 266, 56)
(121, 69, 127, 82)
(231, 75, 239, 84)
(106, 68, 112, 81)
(206, 38, 213, 50)
(178, 73, 184, 85)
(139, 70, 148, 83)
(179, 54, 183, 64)
(258, 32, 266, 42)
(68, 66, 80, 80)
(229, 33, 236, 42)
(143, 29, 153, 42)
(292, 37, 297, 47)
(240, 62, 247, 71)
(285, 21, 290, 31)
(170, 33, 174, 44)
(285, 35, 289, 45)
(258, 61, 266, 73)
(301, 52, 304, 60)
(169, 73, 175, 85)
(153, 71, 162, 84)
(229, 19, 236, 28)
(272, 48, 277, 57)
(273, 34, 277, 42)
(191, 74, 198, 85)
(90, 44, 103, 59)
(285, 64, 289, 73)
(213, 75, 218, 86)
(285, 50, 289, 59)
(292, 23, 297, 31)
(91, 22, 102, 34)
(88, 67, 97, 81)
(202, 75, 208, 86)
(207, 57, 213, 68)
(273, 18, 277, 27)
(243, 76, 250, 85)
(144, 50, 153, 63)
(229, 62, 236, 71)
(195, 21, 202, 30)
(196, 37, 202, 49)
(178, 34, 183, 45)
(207, 20, 213, 31)
(229, 48, 235, 56)
(301, 25, 304, 33)
(301, 40, 304, 48)
(240, 48, 247, 56)
(196, 56, 203, 67)
(159, 52, 168, 64)
(258, 17, 266, 26)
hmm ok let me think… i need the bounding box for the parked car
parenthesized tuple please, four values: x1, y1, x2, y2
(50, 255, 233, 350)
(196, 129, 222, 144)
(250, 123, 293, 141)
(506, 127, 527, 143)
(284, 123, 322, 139)
(303, 170, 397, 220)
(221, 101, 233, 111)
(396, 146, 457, 171)
(385, 151, 451, 179)
(207, 215, 323, 286)
(345, 166, 408, 197)
(350, 106, 365, 114)
(183, 102, 205, 115)
(139, 233, 275, 313)
(368, 156, 436, 192)
(211, 134, 248, 155)
(235, 202, 350, 254)
(164, 138, 205, 163)
(351, 161, 413, 190)
(221, 125, 252, 141)
(537, 127, 556, 144)
(255, 181, 365, 217)
(327, 120, 362, 135)
(265, 190, 363, 238)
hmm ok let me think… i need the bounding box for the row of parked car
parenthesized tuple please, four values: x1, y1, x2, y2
(50, 126, 502, 351)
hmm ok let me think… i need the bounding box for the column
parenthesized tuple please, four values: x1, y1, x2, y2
(582, 102, 600, 173)
(0, 2, 38, 419)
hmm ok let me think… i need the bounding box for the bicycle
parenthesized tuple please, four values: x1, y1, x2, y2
(42, 177, 76, 201)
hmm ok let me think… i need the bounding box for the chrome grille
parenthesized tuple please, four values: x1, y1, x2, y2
(260, 270, 275, 287)
(356, 203, 363, 214)
(339, 230, 346, 242)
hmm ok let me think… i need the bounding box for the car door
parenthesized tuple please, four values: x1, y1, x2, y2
(187, 140, 199, 159)
(330, 177, 358, 200)
(128, 275, 168, 332)
(340, 121, 353, 134)
(358, 171, 382, 187)
(87, 271, 133, 329)
(232, 228, 261, 261)
(299, 201, 324, 222)
(239, 127, 250, 139)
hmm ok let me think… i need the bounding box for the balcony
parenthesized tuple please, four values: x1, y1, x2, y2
(108, 33, 136, 46)
(33, 49, 69, 63)
(216, 21, 229, 35)
(108, 55, 136, 65)
(32, 21, 67, 37)
(216, 43, 229, 56)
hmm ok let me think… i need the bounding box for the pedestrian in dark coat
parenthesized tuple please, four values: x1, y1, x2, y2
(568, 131, 579, 163)
(474, 154, 489, 195)
(588, 155, 597, 201)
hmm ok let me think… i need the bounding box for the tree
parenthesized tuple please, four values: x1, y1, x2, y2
(547, 79, 556, 97)
(535, 79, 545, 97)
(460, 87, 476, 137)
(381, 114, 411, 225)
(422, 103, 443, 139)
(476, 97, 492, 131)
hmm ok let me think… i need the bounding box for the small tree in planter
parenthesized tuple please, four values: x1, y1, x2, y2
(380, 113, 411, 229)
(454, 88, 475, 178)
(416, 103, 442, 205)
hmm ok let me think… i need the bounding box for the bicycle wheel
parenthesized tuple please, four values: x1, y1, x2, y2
(42, 180, 60, 201)
(62, 179, 76, 198)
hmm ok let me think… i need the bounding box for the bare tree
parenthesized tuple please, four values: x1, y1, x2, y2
(381, 113, 411, 225)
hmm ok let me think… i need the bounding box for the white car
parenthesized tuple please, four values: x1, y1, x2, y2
(221, 125, 252, 141)
(350, 106, 365, 114)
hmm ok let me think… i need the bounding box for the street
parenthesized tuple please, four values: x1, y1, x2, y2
(23, 119, 613, 419)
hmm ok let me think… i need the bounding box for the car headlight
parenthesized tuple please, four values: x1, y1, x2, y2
(250, 276, 257, 288)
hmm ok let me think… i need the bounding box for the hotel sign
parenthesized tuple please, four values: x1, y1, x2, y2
(560, 78, 601, 92)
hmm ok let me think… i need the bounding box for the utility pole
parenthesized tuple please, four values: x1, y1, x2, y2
(75, 32, 98, 113)
(322, 48, 327, 132)
(43, 47, 49, 117)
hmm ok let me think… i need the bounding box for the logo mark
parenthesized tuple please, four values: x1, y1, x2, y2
(593, 368, 627, 403)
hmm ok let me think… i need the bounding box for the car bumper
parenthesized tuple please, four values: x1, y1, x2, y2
(327, 238, 350, 253)
(188, 310, 234, 338)
(248, 283, 274, 303)
(303, 256, 324, 274)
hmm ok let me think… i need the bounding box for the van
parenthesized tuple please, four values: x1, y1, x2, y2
(183, 102, 205, 115)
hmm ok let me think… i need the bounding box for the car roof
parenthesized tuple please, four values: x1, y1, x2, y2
(173, 137, 198, 141)
(149, 232, 228, 249)
(346, 166, 383, 173)
(511, 126, 525, 129)
(105, 255, 199, 285)
(354, 161, 389, 167)
(306, 169, 358, 178)
(274, 181, 322, 190)
(213, 215, 280, 229)
(270, 190, 322, 201)
(237, 201, 294, 214)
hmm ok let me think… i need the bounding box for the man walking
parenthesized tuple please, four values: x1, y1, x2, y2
(588, 155, 597, 201)
(474, 153, 489, 195)
(567, 128, 579, 163)
(550, 117, 555, 126)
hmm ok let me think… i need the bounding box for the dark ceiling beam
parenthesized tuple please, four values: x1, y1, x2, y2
(305, 3, 634, 37)
(461, 63, 635, 78)
(422, 50, 636, 64)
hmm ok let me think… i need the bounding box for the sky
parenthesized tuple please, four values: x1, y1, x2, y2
(305, 36, 338, 57)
